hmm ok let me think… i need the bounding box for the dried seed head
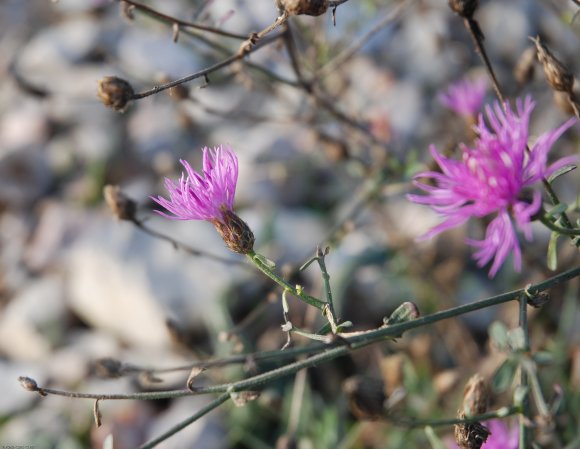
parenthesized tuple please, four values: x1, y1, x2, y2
(18, 376, 38, 392)
(276, 0, 328, 16)
(454, 412, 491, 449)
(97, 76, 134, 112)
(514, 46, 537, 86)
(212, 210, 255, 254)
(342, 376, 387, 420)
(94, 357, 124, 378)
(103, 185, 137, 221)
(553, 89, 580, 118)
(532, 36, 574, 93)
(462, 374, 489, 416)
(448, 0, 479, 19)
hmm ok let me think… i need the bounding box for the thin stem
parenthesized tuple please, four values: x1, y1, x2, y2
(132, 217, 251, 268)
(538, 214, 580, 236)
(315, 247, 339, 333)
(137, 393, 230, 449)
(117, 0, 247, 40)
(519, 295, 531, 449)
(22, 265, 580, 402)
(246, 251, 326, 310)
(390, 406, 519, 427)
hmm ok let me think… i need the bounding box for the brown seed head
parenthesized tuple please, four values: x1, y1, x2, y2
(454, 411, 491, 449)
(276, 0, 328, 16)
(212, 210, 255, 254)
(103, 185, 137, 221)
(97, 76, 135, 112)
(462, 374, 489, 415)
(18, 376, 38, 392)
(448, 0, 479, 19)
(532, 36, 574, 93)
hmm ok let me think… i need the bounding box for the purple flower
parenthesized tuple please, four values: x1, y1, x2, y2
(408, 96, 576, 277)
(152, 145, 238, 221)
(449, 419, 519, 449)
(439, 77, 488, 118)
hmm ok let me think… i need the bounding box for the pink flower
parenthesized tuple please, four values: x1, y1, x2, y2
(152, 145, 238, 221)
(408, 96, 576, 277)
(439, 77, 488, 118)
(152, 145, 255, 254)
(449, 419, 519, 449)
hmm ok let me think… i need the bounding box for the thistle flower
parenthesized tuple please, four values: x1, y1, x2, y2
(450, 419, 518, 449)
(152, 145, 255, 254)
(439, 77, 488, 118)
(408, 96, 576, 277)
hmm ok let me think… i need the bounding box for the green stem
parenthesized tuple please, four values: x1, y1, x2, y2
(538, 214, 580, 236)
(518, 296, 531, 449)
(25, 266, 580, 402)
(392, 406, 519, 427)
(316, 247, 339, 333)
(137, 393, 230, 449)
(246, 251, 326, 310)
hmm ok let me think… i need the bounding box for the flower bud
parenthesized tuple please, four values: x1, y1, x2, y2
(532, 36, 574, 93)
(276, 0, 328, 16)
(18, 376, 38, 392)
(212, 210, 255, 254)
(103, 185, 137, 221)
(448, 0, 479, 19)
(97, 76, 134, 112)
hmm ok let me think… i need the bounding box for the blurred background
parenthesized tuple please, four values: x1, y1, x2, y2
(0, 0, 579, 448)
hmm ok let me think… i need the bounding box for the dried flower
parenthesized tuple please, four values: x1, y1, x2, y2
(103, 185, 137, 221)
(532, 36, 574, 94)
(276, 0, 328, 16)
(462, 374, 489, 416)
(448, 0, 479, 19)
(152, 145, 255, 254)
(408, 96, 576, 277)
(451, 419, 518, 449)
(97, 76, 134, 112)
(438, 77, 488, 118)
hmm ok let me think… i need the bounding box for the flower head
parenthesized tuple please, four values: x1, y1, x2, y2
(408, 96, 576, 277)
(439, 77, 488, 118)
(449, 419, 518, 449)
(153, 145, 254, 254)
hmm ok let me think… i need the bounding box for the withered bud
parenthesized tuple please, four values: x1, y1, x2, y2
(103, 185, 137, 221)
(212, 210, 255, 254)
(462, 374, 489, 416)
(18, 376, 39, 392)
(448, 0, 479, 19)
(94, 357, 124, 378)
(97, 76, 134, 112)
(514, 46, 537, 86)
(230, 390, 261, 407)
(526, 290, 550, 308)
(342, 376, 387, 420)
(276, 0, 328, 16)
(93, 399, 103, 427)
(454, 411, 491, 449)
(553, 89, 580, 118)
(532, 36, 574, 93)
(186, 366, 207, 391)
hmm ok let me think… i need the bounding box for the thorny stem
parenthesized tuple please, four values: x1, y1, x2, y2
(137, 393, 230, 449)
(246, 251, 327, 311)
(518, 295, 531, 449)
(22, 264, 580, 401)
